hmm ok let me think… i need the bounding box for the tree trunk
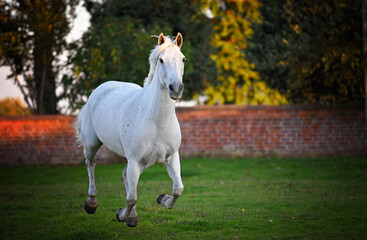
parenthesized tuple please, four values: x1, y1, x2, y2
(363, 0, 367, 141)
(33, 33, 57, 115)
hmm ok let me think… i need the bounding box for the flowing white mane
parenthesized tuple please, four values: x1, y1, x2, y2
(144, 36, 176, 86)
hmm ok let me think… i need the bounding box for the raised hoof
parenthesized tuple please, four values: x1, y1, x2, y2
(116, 208, 124, 222)
(126, 216, 138, 227)
(84, 199, 97, 214)
(157, 193, 168, 204)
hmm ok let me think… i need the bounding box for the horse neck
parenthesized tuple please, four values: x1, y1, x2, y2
(143, 72, 176, 125)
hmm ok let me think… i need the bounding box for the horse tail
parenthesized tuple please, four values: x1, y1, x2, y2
(73, 105, 86, 147)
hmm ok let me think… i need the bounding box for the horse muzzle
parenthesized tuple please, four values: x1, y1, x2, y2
(168, 83, 184, 100)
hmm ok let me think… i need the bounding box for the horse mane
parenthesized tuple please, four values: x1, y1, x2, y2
(144, 35, 177, 86)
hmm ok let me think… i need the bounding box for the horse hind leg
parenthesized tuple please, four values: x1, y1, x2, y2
(83, 139, 102, 214)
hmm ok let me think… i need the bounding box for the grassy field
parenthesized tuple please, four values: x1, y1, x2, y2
(0, 157, 366, 240)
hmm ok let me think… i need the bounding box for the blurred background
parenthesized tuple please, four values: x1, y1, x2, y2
(0, 0, 365, 115)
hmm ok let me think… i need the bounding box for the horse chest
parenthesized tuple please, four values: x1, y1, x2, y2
(148, 143, 171, 163)
(122, 120, 180, 164)
(143, 128, 180, 164)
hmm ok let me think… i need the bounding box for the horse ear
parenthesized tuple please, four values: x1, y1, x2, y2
(158, 33, 165, 46)
(175, 33, 183, 48)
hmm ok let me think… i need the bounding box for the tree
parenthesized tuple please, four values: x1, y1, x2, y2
(201, 0, 287, 105)
(362, 0, 367, 138)
(0, 0, 79, 114)
(0, 97, 31, 116)
(248, 0, 364, 106)
(62, 0, 216, 110)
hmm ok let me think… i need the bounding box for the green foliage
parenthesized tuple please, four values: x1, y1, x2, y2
(62, 0, 215, 110)
(63, 16, 167, 109)
(63, 0, 364, 108)
(248, 0, 364, 106)
(0, 0, 80, 114)
(0, 157, 367, 239)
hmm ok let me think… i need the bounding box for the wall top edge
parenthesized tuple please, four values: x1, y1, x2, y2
(175, 104, 364, 112)
(0, 104, 364, 120)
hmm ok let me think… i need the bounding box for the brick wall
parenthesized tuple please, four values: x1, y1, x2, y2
(177, 106, 366, 157)
(0, 115, 120, 165)
(0, 106, 365, 165)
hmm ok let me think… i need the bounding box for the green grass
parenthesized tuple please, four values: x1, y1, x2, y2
(0, 157, 366, 239)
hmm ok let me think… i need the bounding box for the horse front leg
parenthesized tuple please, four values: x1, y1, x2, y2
(157, 152, 184, 209)
(120, 166, 138, 227)
(116, 161, 141, 227)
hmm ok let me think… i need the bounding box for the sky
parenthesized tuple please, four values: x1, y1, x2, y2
(0, 2, 91, 106)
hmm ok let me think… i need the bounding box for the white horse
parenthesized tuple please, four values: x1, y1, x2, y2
(74, 33, 185, 227)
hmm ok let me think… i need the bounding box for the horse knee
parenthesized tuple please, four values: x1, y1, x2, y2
(85, 159, 95, 168)
(173, 187, 184, 198)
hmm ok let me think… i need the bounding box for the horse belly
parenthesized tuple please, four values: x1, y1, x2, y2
(92, 108, 125, 157)
(88, 81, 141, 157)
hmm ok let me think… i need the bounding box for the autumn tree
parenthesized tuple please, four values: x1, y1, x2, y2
(0, 0, 79, 114)
(0, 97, 31, 116)
(202, 0, 287, 105)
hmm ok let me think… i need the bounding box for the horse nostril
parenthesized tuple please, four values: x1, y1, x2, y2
(169, 84, 174, 92)
(179, 83, 184, 91)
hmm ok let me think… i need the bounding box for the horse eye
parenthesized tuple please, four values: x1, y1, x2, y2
(182, 57, 186, 62)
(159, 58, 164, 63)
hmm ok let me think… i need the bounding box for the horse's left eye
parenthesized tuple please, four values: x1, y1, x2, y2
(182, 57, 186, 62)
(159, 58, 164, 63)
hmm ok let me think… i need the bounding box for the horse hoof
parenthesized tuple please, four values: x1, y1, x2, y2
(157, 193, 168, 204)
(126, 217, 138, 227)
(116, 208, 129, 222)
(116, 208, 124, 222)
(84, 199, 97, 214)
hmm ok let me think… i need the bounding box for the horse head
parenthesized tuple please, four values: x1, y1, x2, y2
(156, 33, 186, 100)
